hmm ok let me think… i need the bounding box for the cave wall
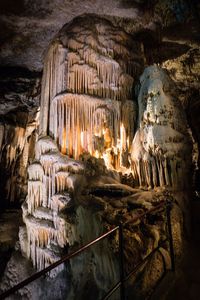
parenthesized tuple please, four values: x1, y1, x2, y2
(0, 68, 41, 208)
(162, 48, 200, 189)
(0, 0, 199, 71)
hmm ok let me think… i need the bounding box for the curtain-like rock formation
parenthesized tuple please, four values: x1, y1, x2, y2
(20, 15, 144, 275)
(40, 15, 144, 168)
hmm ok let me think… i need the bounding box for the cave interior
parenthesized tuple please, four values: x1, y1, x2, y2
(0, 1, 200, 299)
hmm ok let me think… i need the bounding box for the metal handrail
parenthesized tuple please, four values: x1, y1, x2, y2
(102, 200, 174, 300)
(0, 200, 174, 300)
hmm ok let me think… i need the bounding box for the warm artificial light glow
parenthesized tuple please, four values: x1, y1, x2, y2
(49, 94, 134, 170)
(61, 128, 67, 155)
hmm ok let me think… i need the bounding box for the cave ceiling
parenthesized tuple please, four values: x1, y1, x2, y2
(0, 0, 199, 71)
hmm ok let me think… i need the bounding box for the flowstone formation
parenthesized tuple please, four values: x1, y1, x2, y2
(131, 65, 192, 189)
(40, 15, 144, 166)
(0, 16, 190, 300)
(19, 15, 145, 276)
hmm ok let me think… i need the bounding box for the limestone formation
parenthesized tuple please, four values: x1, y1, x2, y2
(18, 16, 191, 285)
(0, 10, 196, 300)
(0, 119, 37, 205)
(19, 15, 144, 276)
(0, 69, 40, 207)
(40, 15, 144, 167)
(131, 65, 192, 189)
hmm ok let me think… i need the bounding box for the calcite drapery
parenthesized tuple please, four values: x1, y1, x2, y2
(131, 65, 192, 189)
(40, 15, 144, 168)
(20, 15, 144, 273)
(49, 93, 136, 165)
(20, 137, 83, 274)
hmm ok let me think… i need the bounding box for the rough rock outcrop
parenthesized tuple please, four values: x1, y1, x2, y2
(0, 0, 199, 72)
(0, 68, 41, 208)
(162, 48, 200, 187)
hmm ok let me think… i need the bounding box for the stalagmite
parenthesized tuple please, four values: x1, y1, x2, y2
(131, 65, 192, 189)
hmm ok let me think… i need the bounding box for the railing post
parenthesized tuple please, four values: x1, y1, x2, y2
(119, 223, 125, 300)
(166, 202, 175, 272)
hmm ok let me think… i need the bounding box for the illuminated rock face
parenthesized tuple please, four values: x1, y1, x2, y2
(40, 15, 144, 168)
(131, 65, 192, 189)
(20, 137, 84, 275)
(20, 16, 144, 273)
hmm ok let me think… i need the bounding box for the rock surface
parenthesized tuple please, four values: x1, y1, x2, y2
(0, 68, 40, 208)
(131, 65, 192, 189)
(0, 0, 199, 71)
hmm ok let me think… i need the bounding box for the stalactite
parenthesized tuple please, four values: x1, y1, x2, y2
(27, 181, 43, 213)
(35, 137, 58, 160)
(49, 93, 136, 166)
(4, 127, 26, 167)
(40, 41, 68, 136)
(28, 163, 44, 181)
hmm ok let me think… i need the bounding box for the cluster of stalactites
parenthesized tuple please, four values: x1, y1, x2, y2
(0, 121, 37, 203)
(49, 93, 136, 168)
(27, 148, 84, 214)
(22, 18, 144, 272)
(20, 139, 83, 273)
(64, 29, 141, 100)
(40, 42, 68, 136)
(66, 49, 134, 101)
(0, 125, 26, 167)
(131, 130, 189, 189)
(39, 22, 143, 136)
